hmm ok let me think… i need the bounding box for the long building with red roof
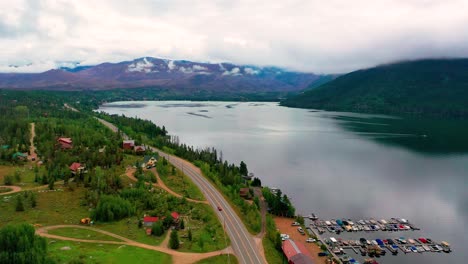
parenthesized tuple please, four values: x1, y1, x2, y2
(282, 239, 315, 264)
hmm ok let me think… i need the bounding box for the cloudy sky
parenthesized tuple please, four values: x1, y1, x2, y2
(1, 0, 468, 73)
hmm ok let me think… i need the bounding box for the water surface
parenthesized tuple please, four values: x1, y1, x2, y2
(99, 101, 468, 264)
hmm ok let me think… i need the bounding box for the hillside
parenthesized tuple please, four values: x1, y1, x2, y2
(281, 59, 468, 118)
(0, 57, 326, 100)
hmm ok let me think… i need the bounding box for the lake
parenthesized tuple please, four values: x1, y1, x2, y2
(99, 101, 468, 264)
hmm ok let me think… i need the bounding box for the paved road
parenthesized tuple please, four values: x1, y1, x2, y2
(96, 117, 266, 264)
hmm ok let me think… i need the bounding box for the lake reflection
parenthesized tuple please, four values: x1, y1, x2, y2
(99, 101, 468, 264)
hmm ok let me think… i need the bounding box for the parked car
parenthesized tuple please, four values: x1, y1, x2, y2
(306, 238, 316, 243)
(291, 222, 300, 226)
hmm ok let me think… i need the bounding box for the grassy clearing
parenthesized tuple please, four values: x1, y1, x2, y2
(157, 161, 205, 201)
(48, 227, 122, 242)
(96, 217, 167, 246)
(0, 164, 48, 189)
(263, 237, 286, 264)
(47, 239, 172, 264)
(177, 203, 229, 253)
(0, 187, 12, 193)
(0, 165, 15, 181)
(195, 254, 238, 264)
(0, 186, 89, 227)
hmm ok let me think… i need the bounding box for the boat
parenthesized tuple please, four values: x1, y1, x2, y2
(309, 213, 318, 220)
(422, 245, 431, 252)
(416, 246, 425, 253)
(386, 244, 398, 254)
(410, 246, 418, 253)
(408, 238, 416, 244)
(359, 247, 367, 256)
(441, 241, 451, 253)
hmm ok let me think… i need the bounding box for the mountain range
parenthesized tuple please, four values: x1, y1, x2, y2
(281, 59, 468, 118)
(0, 57, 323, 96)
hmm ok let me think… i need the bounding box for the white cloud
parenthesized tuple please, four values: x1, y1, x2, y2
(244, 67, 260, 75)
(1, 0, 468, 73)
(222, 67, 241, 76)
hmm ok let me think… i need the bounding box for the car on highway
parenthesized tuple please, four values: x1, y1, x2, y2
(217, 206, 222, 211)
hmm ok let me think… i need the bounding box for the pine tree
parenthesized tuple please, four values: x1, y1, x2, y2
(169, 230, 180, 249)
(15, 196, 25, 212)
(188, 228, 192, 241)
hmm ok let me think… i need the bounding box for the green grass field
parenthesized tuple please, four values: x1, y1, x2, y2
(47, 239, 172, 264)
(0, 187, 12, 193)
(96, 217, 168, 246)
(195, 254, 238, 264)
(0, 186, 89, 227)
(157, 162, 205, 201)
(177, 203, 229, 253)
(263, 237, 286, 264)
(48, 227, 123, 242)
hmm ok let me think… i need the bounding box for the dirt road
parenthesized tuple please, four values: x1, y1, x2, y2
(37, 224, 233, 264)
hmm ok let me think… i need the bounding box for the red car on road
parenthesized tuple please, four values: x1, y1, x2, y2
(217, 206, 222, 211)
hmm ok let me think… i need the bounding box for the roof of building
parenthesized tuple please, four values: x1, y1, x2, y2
(171, 212, 180, 219)
(123, 140, 135, 145)
(69, 162, 82, 171)
(282, 239, 313, 261)
(135, 145, 146, 151)
(58, 137, 72, 144)
(239, 188, 250, 196)
(12, 152, 28, 158)
(143, 216, 159, 223)
(290, 253, 315, 264)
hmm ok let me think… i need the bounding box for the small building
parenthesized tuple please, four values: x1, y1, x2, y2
(12, 152, 28, 160)
(69, 162, 85, 174)
(239, 188, 250, 198)
(122, 140, 135, 150)
(143, 216, 159, 227)
(58, 137, 73, 149)
(171, 212, 180, 224)
(134, 145, 146, 153)
(282, 239, 315, 264)
(143, 156, 157, 168)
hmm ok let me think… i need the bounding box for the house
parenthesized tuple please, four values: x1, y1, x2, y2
(12, 152, 28, 160)
(122, 140, 135, 150)
(239, 188, 250, 198)
(143, 155, 157, 168)
(171, 212, 180, 224)
(143, 216, 159, 227)
(134, 145, 146, 153)
(143, 212, 180, 227)
(282, 239, 315, 264)
(57, 137, 73, 149)
(69, 162, 85, 174)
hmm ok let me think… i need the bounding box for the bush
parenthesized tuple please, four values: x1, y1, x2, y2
(4, 175, 13, 186)
(151, 221, 164, 236)
(15, 196, 25, 212)
(92, 195, 135, 222)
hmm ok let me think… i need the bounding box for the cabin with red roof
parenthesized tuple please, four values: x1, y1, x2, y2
(57, 137, 73, 149)
(134, 145, 146, 154)
(143, 216, 159, 227)
(282, 239, 315, 264)
(122, 140, 135, 150)
(69, 162, 85, 174)
(171, 212, 180, 223)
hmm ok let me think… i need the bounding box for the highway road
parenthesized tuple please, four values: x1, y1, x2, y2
(96, 117, 266, 264)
